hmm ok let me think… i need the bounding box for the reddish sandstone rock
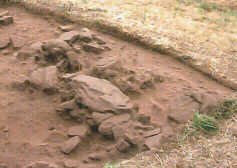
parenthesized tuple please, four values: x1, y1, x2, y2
(59, 31, 80, 44)
(91, 112, 114, 126)
(0, 16, 13, 26)
(78, 28, 93, 43)
(59, 25, 73, 32)
(144, 134, 162, 150)
(67, 125, 90, 139)
(60, 136, 81, 154)
(88, 151, 107, 161)
(30, 66, 58, 93)
(82, 42, 105, 54)
(0, 36, 10, 49)
(98, 114, 130, 138)
(0, 11, 9, 17)
(71, 75, 133, 113)
(63, 159, 78, 168)
(10, 36, 25, 49)
(42, 39, 71, 63)
(115, 139, 130, 153)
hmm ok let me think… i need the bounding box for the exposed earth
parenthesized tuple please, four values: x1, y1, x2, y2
(0, 4, 234, 168)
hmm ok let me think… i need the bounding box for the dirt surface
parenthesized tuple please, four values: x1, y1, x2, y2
(0, 5, 234, 168)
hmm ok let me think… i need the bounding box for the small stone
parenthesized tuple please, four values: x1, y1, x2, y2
(134, 122, 154, 130)
(0, 16, 13, 26)
(86, 119, 96, 127)
(66, 51, 81, 73)
(144, 134, 162, 150)
(92, 56, 121, 77)
(138, 130, 144, 135)
(112, 125, 127, 141)
(3, 126, 8, 133)
(69, 109, 86, 121)
(10, 36, 25, 49)
(0, 163, 7, 168)
(59, 31, 80, 44)
(54, 30, 61, 36)
(93, 144, 104, 151)
(82, 42, 105, 54)
(42, 39, 71, 53)
(144, 128, 161, 138)
(16, 50, 32, 60)
(17, 42, 43, 61)
(0, 36, 10, 49)
(67, 125, 90, 138)
(136, 113, 151, 124)
(91, 112, 113, 125)
(124, 132, 144, 146)
(60, 90, 75, 102)
(82, 159, 89, 164)
(78, 28, 93, 42)
(11, 75, 29, 91)
(63, 159, 78, 168)
(30, 41, 43, 52)
(102, 46, 111, 51)
(30, 66, 58, 93)
(105, 145, 115, 152)
(44, 131, 67, 143)
(99, 114, 130, 138)
(61, 73, 78, 82)
(24, 161, 58, 168)
(0, 11, 9, 17)
(48, 126, 55, 131)
(73, 45, 81, 54)
(60, 136, 81, 154)
(88, 152, 106, 161)
(60, 99, 76, 111)
(59, 25, 73, 32)
(1, 49, 10, 55)
(92, 35, 106, 45)
(115, 139, 130, 153)
(57, 53, 81, 73)
(42, 39, 71, 63)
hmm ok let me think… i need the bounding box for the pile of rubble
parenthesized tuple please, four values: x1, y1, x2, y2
(10, 26, 165, 166)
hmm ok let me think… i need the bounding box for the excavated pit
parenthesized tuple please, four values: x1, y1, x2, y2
(0, 4, 234, 168)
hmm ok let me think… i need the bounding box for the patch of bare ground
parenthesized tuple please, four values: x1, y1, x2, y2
(0, 3, 236, 168)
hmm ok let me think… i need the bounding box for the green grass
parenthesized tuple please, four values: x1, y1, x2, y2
(183, 99, 237, 137)
(176, 0, 237, 16)
(82, 0, 88, 4)
(199, 2, 212, 11)
(228, 10, 237, 17)
(104, 162, 120, 168)
(192, 113, 219, 134)
(199, 2, 227, 12)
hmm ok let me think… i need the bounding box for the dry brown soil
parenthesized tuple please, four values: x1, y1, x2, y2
(0, 4, 234, 168)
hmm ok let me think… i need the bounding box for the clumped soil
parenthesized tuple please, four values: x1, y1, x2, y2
(0, 4, 234, 168)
